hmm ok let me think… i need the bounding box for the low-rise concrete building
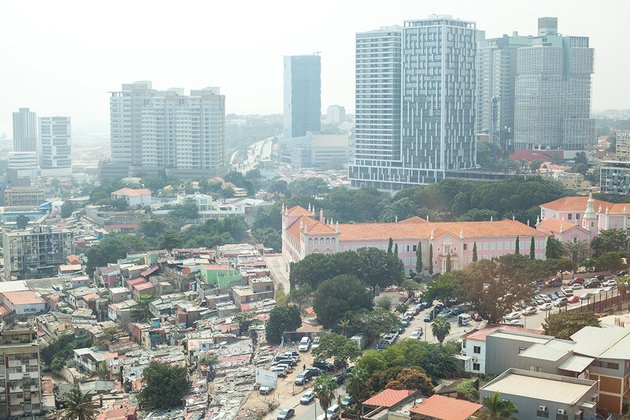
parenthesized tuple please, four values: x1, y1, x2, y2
(0, 291, 47, 316)
(111, 188, 152, 207)
(480, 369, 598, 420)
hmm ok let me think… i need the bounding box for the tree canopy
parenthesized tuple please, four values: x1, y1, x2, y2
(591, 229, 629, 258)
(542, 311, 601, 340)
(137, 362, 191, 409)
(312, 332, 361, 368)
(265, 305, 302, 345)
(313, 275, 373, 328)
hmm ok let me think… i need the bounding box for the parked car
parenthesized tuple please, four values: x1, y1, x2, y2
(603, 279, 617, 287)
(300, 391, 316, 405)
(311, 336, 320, 351)
(294, 372, 310, 386)
(341, 395, 354, 407)
(569, 278, 585, 285)
(507, 319, 522, 325)
(579, 292, 594, 301)
(409, 329, 423, 339)
(423, 312, 434, 322)
(522, 306, 537, 316)
(541, 295, 552, 303)
(452, 306, 466, 316)
(567, 295, 580, 304)
(270, 366, 288, 377)
(274, 363, 293, 373)
(571, 283, 583, 290)
(547, 277, 562, 287)
(333, 372, 346, 385)
(325, 404, 341, 419)
(504, 312, 521, 320)
(306, 367, 322, 376)
(539, 302, 552, 311)
(554, 297, 568, 307)
(313, 360, 334, 372)
(400, 317, 410, 326)
(298, 337, 311, 352)
(277, 408, 295, 420)
(584, 279, 601, 288)
(259, 386, 272, 395)
(561, 287, 574, 296)
(284, 350, 300, 358)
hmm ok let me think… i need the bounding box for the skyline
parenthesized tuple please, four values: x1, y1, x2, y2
(1, 0, 629, 135)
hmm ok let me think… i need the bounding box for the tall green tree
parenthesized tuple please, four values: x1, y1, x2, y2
(234, 311, 261, 335)
(265, 305, 302, 344)
(431, 316, 451, 345)
(445, 253, 452, 272)
(529, 236, 535, 259)
(387, 238, 393, 254)
(545, 236, 564, 260)
(416, 241, 423, 274)
(59, 387, 95, 420)
(312, 332, 361, 368)
(542, 311, 600, 340)
(472, 242, 478, 262)
(137, 362, 191, 409)
(424, 273, 462, 303)
(514, 236, 520, 255)
(346, 308, 401, 343)
(314, 375, 338, 419)
(394, 243, 398, 257)
(479, 391, 519, 419)
(428, 244, 434, 275)
(313, 275, 373, 328)
(345, 368, 370, 407)
(385, 368, 434, 396)
(15, 214, 29, 229)
(591, 229, 629, 257)
(355, 247, 404, 296)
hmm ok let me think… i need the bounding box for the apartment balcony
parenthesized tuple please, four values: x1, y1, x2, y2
(7, 360, 21, 368)
(8, 372, 23, 380)
(28, 359, 39, 366)
(9, 386, 23, 393)
(30, 385, 39, 392)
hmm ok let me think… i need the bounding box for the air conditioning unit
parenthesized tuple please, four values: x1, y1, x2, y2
(461, 351, 467, 356)
(557, 409, 566, 415)
(538, 405, 547, 412)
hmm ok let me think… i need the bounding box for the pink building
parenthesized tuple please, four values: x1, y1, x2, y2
(538, 193, 630, 245)
(281, 205, 549, 275)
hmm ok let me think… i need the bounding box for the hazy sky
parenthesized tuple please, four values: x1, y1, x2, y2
(1, 0, 629, 135)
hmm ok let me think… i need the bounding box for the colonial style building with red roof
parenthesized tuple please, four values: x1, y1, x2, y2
(281, 204, 549, 275)
(537, 192, 630, 245)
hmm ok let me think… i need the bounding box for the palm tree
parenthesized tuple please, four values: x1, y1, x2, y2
(337, 319, 350, 337)
(59, 387, 96, 420)
(431, 316, 451, 344)
(345, 367, 368, 407)
(478, 391, 518, 419)
(314, 374, 337, 419)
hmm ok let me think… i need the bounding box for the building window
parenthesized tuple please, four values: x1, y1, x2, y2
(576, 214, 580, 219)
(473, 346, 480, 354)
(406, 245, 410, 252)
(568, 214, 572, 220)
(472, 363, 480, 371)
(530, 366, 543, 372)
(463, 244, 467, 251)
(413, 245, 417, 252)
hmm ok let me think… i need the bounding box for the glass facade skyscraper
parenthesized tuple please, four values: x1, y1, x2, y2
(283, 55, 321, 139)
(349, 16, 478, 189)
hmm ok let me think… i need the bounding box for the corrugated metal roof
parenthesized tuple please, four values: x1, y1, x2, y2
(559, 355, 595, 373)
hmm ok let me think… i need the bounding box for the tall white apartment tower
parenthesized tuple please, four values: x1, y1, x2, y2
(12, 108, 38, 153)
(106, 82, 225, 178)
(39, 116, 72, 176)
(349, 16, 478, 189)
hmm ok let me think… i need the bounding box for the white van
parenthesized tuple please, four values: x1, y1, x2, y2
(299, 336, 311, 352)
(457, 314, 472, 326)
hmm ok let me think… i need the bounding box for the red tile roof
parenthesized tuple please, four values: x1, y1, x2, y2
(398, 216, 428, 224)
(536, 218, 577, 233)
(464, 326, 544, 342)
(112, 188, 151, 197)
(2, 291, 46, 306)
(132, 282, 154, 292)
(363, 389, 414, 407)
(542, 196, 604, 212)
(287, 205, 313, 216)
(410, 395, 482, 420)
(203, 264, 231, 271)
(126, 278, 146, 286)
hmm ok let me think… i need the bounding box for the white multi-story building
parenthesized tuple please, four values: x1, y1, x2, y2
(7, 152, 38, 179)
(12, 108, 37, 153)
(38, 116, 72, 176)
(349, 16, 479, 189)
(106, 82, 225, 179)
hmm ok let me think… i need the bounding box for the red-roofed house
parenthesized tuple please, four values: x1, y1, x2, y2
(111, 188, 152, 207)
(363, 389, 415, 409)
(0, 291, 47, 315)
(410, 395, 482, 420)
(131, 282, 155, 300)
(97, 406, 137, 420)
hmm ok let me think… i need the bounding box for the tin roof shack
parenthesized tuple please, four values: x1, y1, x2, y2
(231, 284, 274, 308)
(215, 302, 238, 318)
(205, 293, 231, 309)
(108, 299, 138, 328)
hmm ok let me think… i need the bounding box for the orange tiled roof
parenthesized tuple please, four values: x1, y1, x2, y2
(609, 203, 630, 215)
(542, 196, 606, 212)
(286, 205, 313, 216)
(410, 395, 482, 420)
(286, 216, 335, 243)
(363, 389, 414, 407)
(112, 188, 151, 197)
(398, 216, 428, 224)
(1, 291, 46, 306)
(338, 219, 548, 242)
(536, 218, 577, 233)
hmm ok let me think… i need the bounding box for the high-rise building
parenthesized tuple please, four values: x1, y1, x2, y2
(616, 131, 630, 161)
(0, 329, 43, 417)
(106, 81, 225, 179)
(283, 55, 321, 138)
(326, 105, 346, 125)
(477, 18, 594, 157)
(7, 152, 38, 180)
(11, 108, 37, 153)
(349, 16, 478, 189)
(39, 116, 72, 176)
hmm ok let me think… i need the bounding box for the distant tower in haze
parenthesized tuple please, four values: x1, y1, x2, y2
(39, 116, 72, 176)
(283, 55, 321, 138)
(12, 108, 37, 152)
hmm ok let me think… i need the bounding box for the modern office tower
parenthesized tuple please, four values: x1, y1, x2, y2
(12, 108, 37, 152)
(7, 152, 38, 180)
(283, 55, 321, 138)
(106, 82, 225, 178)
(349, 17, 478, 188)
(476, 33, 533, 136)
(3, 226, 74, 280)
(600, 160, 630, 196)
(39, 116, 72, 176)
(513, 18, 594, 156)
(0, 329, 43, 417)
